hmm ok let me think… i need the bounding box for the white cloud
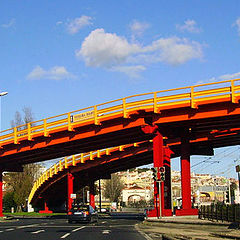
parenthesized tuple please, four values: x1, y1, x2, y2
(76, 28, 204, 77)
(143, 37, 203, 65)
(219, 72, 240, 80)
(76, 28, 140, 67)
(111, 65, 146, 78)
(201, 72, 240, 85)
(67, 16, 92, 34)
(27, 66, 75, 80)
(56, 21, 63, 25)
(233, 17, 240, 36)
(1, 18, 15, 28)
(176, 19, 201, 33)
(129, 20, 150, 37)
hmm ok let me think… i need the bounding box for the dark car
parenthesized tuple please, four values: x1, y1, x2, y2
(68, 204, 98, 223)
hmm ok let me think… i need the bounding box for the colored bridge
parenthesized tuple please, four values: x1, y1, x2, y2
(1, 79, 240, 216)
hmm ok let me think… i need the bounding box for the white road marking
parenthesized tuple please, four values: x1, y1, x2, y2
(17, 224, 38, 229)
(5, 228, 14, 231)
(102, 230, 111, 234)
(72, 226, 85, 232)
(0, 230, 3, 233)
(61, 233, 71, 239)
(31, 229, 45, 234)
(60, 226, 85, 239)
(101, 221, 106, 224)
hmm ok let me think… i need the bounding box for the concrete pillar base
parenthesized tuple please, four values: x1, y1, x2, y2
(39, 210, 53, 214)
(163, 209, 173, 216)
(39, 201, 53, 214)
(147, 208, 173, 217)
(175, 208, 198, 216)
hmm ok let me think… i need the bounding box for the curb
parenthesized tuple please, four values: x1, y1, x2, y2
(211, 232, 240, 239)
(146, 218, 231, 226)
(135, 224, 153, 240)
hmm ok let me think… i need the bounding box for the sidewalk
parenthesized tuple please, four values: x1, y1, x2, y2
(138, 216, 240, 240)
(146, 215, 232, 226)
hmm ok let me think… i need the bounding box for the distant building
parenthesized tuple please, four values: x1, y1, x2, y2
(94, 168, 239, 208)
(122, 185, 152, 204)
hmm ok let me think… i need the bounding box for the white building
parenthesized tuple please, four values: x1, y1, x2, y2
(121, 185, 152, 204)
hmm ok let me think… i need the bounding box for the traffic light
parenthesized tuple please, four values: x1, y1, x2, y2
(151, 167, 157, 181)
(159, 167, 165, 181)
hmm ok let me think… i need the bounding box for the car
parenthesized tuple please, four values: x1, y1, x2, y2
(97, 208, 107, 213)
(68, 204, 98, 223)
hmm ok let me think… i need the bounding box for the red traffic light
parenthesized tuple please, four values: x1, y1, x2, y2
(159, 167, 165, 173)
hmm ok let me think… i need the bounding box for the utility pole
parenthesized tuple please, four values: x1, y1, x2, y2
(236, 165, 240, 202)
(82, 187, 85, 204)
(99, 179, 102, 212)
(158, 181, 161, 218)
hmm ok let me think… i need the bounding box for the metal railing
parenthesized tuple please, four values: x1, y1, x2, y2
(1, 79, 240, 147)
(199, 204, 240, 223)
(28, 140, 151, 203)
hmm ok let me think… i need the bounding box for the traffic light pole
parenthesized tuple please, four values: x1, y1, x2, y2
(158, 181, 162, 218)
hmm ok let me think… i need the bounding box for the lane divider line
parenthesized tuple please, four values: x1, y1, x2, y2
(17, 224, 38, 229)
(61, 233, 71, 239)
(5, 228, 14, 231)
(60, 226, 85, 239)
(102, 230, 111, 234)
(31, 229, 45, 234)
(72, 226, 85, 232)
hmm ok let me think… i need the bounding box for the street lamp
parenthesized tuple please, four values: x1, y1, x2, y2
(0, 91, 8, 132)
(0, 92, 8, 97)
(0, 91, 7, 217)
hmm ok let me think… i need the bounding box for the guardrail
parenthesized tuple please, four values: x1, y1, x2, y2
(199, 204, 240, 223)
(2, 79, 240, 147)
(28, 140, 151, 203)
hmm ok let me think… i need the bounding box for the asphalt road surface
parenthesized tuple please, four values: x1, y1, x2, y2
(0, 217, 147, 240)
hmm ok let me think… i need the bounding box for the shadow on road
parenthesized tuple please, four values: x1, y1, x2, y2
(109, 212, 145, 221)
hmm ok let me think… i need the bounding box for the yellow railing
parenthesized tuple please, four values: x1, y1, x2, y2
(28, 141, 151, 203)
(2, 79, 240, 147)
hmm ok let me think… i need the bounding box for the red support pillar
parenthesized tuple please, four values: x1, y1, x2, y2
(142, 125, 172, 217)
(153, 130, 164, 217)
(67, 172, 74, 213)
(0, 172, 3, 217)
(89, 182, 95, 209)
(176, 134, 198, 216)
(163, 147, 173, 216)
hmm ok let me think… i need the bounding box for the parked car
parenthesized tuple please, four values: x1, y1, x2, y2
(68, 204, 98, 223)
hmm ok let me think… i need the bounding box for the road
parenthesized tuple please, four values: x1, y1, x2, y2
(0, 217, 147, 240)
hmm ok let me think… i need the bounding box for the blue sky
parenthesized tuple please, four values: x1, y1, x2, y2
(1, 0, 240, 178)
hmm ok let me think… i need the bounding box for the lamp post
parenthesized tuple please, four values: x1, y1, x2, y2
(0, 91, 8, 217)
(0, 91, 8, 132)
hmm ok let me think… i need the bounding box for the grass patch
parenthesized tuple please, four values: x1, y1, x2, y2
(3, 212, 66, 217)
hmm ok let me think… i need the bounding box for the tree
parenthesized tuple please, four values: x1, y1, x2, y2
(3, 191, 17, 212)
(230, 182, 237, 199)
(103, 174, 124, 204)
(4, 107, 43, 211)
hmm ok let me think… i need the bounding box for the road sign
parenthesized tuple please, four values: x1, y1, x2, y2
(70, 194, 76, 199)
(71, 110, 94, 123)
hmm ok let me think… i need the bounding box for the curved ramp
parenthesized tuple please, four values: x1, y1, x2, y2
(28, 140, 153, 205)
